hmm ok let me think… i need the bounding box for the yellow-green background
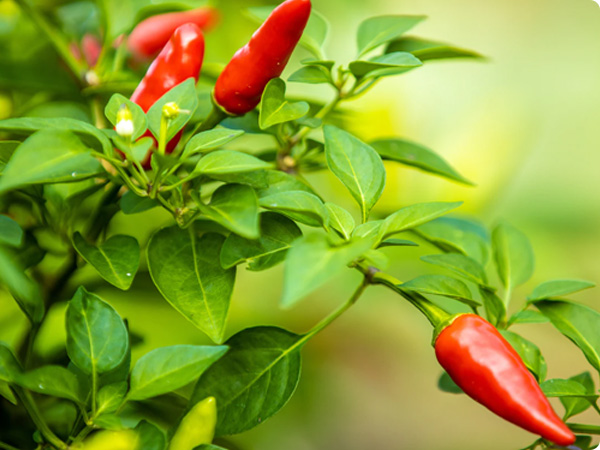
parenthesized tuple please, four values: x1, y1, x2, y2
(2, 0, 600, 448)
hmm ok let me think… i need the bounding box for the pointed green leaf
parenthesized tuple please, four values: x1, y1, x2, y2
(379, 201, 462, 241)
(183, 128, 245, 158)
(220, 212, 302, 271)
(66, 287, 129, 374)
(324, 125, 385, 223)
(325, 203, 355, 240)
(535, 300, 600, 375)
(147, 228, 235, 343)
(119, 190, 159, 215)
(500, 330, 547, 382)
(378, 238, 418, 248)
(72, 233, 140, 290)
(371, 138, 473, 185)
(349, 52, 422, 79)
(479, 286, 506, 327)
(15, 365, 85, 404)
(129, 345, 228, 401)
(259, 78, 309, 129)
(492, 222, 535, 293)
(421, 253, 487, 286)
(0, 130, 102, 193)
(508, 310, 549, 326)
(97, 382, 128, 415)
(282, 234, 374, 307)
(259, 190, 329, 228)
(191, 326, 302, 436)
(401, 275, 479, 307)
(356, 15, 425, 55)
(0, 381, 17, 405)
(438, 371, 463, 394)
(289, 66, 332, 84)
(386, 36, 483, 62)
(135, 420, 166, 450)
(0, 215, 23, 247)
(199, 184, 260, 239)
(0, 343, 21, 382)
(559, 373, 596, 419)
(147, 79, 198, 142)
(193, 150, 271, 176)
(528, 280, 595, 301)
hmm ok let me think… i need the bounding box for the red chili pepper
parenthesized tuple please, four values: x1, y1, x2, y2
(434, 314, 575, 447)
(128, 8, 218, 60)
(129, 23, 205, 167)
(81, 33, 101, 67)
(213, 0, 311, 116)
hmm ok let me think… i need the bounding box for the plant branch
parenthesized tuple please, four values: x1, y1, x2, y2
(14, 388, 67, 449)
(567, 423, 600, 435)
(0, 442, 21, 450)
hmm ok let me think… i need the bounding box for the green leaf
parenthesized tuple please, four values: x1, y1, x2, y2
(72, 233, 140, 290)
(0, 246, 44, 323)
(323, 125, 385, 223)
(378, 238, 418, 248)
(193, 150, 271, 176)
(500, 330, 547, 382)
(183, 128, 245, 158)
(401, 275, 479, 307)
(191, 326, 302, 436)
(0, 141, 18, 175)
(540, 378, 598, 406)
(325, 203, 355, 240)
(492, 222, 535, 293)
(479, 287, 506, 327)
(371, 138, 473, 185)
(0, 117, 112, 155)
(259, 78, 309, 130)
(559, 373, 597, 419)
(508, 310, 549, 326)
(15, 365, 84, 404)
(0, 381, 17, 405)
(104, 93, 147, 140)
(97, 382, 128, 416)
(438, 371, 463, 394)
(119, 190, 159, 215)
(220, 212, 302, 271)
(147, 228, 235, 343)
(379, 202, 462, 242)
(349, 52, 422, 79)
(288, 66, 332, 84)
(356, 15, 425, 55)
(414, 217, 491, 266)
(66, 287, 129, 374)
(255, 170, 316, 198)
(535, 300, 600, 375)
(135, 420, 166, 450)
(528, 280, 595, 301)
(147, 79, 198, 142)
(281, 234, 374, 307)
(129, 345, 228, 401)
(259, 191, 329, 228)
(0, 343, 21, 382)
(420, 253, 487, 286)
(199, 184, 260, 239)
(0, 215, 23, 247)
(0, 130, 103, 193)
(386, 36, 483, 62)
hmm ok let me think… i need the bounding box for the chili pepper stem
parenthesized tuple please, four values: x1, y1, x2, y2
(368, 270, 451, 329)
(566, 423, 600, 435)
(14, 387, 67, 449)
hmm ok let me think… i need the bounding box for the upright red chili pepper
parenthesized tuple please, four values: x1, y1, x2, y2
(129, 23, 205, 167)
(128, 8, 219, 60)
(435, 314, 575, 447)
(213, 0, 311, 116)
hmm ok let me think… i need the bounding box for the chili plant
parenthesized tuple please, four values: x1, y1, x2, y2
(0, 0, 598, 449)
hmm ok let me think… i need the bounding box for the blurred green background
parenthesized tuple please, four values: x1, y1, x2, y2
(2, 0, 600, 448)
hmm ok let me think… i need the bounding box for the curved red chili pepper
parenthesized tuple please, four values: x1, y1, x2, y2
(128, 8, 218, 60)
(435, 314, 575, 447)
(213, 0, 311, 116)
(129, 23, 205, 167)
(82, 33, 101, 67)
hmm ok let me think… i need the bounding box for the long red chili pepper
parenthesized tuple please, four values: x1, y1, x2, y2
(213, 0, 311, 116)
(129, 23, 204, 167)
(434, 314, 575, 447)
(128, 8, 218, 59)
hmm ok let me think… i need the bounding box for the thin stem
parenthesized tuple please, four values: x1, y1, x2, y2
(567, 423, 600, 435)
(70, 424, 94, 446)
(91, 370, 98, 415)
(0, 442, 21, 450)
(13, 0, 86, 82)
(289, 90, 342, 148)
(14, 388, 67, 449)
(367, 269, 450, 328)
(23, 323, 41, 368)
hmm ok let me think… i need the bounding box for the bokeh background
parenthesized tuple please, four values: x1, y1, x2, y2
(2, 0, 600, 448)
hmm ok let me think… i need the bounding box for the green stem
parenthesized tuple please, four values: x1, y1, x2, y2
(70, 424, 94, 446)
(566, 423, 600, 435)
(13, 0, 86, 82)
(300, 277, 370, 344)
(91, 370, 98, 415)
(14, 388, 67, 449)
(0, 442, 21, 450)
(369, 270, 451, 328)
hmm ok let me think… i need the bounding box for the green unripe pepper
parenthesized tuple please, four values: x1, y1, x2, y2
(169, 397, 217, 450)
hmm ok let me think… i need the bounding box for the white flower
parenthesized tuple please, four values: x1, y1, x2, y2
(116, 119, 134, 137)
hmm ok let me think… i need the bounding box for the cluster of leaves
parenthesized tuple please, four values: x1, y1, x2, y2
(1, 1, 599, 450)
